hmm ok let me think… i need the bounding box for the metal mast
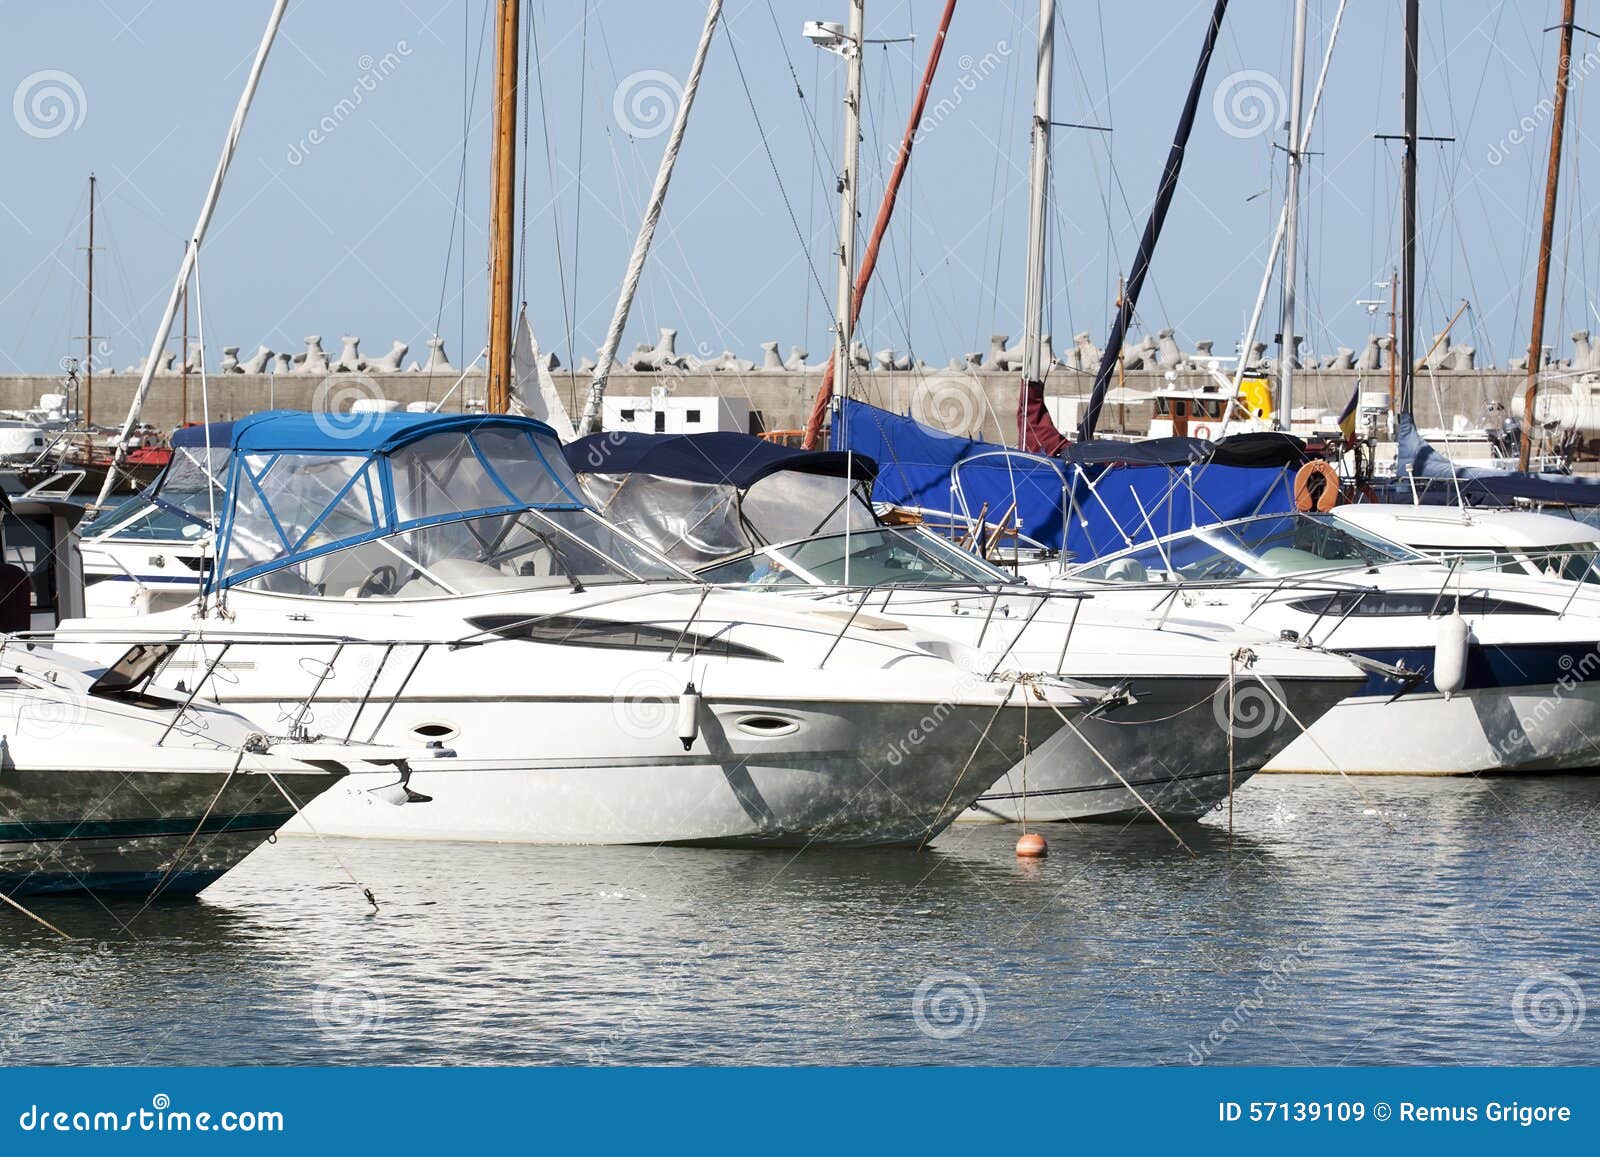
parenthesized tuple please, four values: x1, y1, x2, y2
(1276, 0, 1309, 428)
(94, 0, 289, 508)
(1021, 0, 1054, 392)
(832, 1, 865, 428)
(1398, 0, 1419, 418)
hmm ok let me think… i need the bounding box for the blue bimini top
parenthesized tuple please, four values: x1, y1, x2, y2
(210, 409, 588, 588)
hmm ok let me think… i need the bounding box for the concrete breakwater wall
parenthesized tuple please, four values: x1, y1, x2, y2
(0, 366, 1516, 444)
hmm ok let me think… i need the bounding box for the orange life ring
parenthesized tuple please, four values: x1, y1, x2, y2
(1293, 460, 1340, 512)
(1191, 423, 1212, 440)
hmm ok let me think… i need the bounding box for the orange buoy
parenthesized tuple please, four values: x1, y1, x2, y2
(1015, 832, 1048, 858)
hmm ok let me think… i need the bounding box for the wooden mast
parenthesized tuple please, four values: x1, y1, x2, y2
(486, 0, 520, 414)
(1519, 0, 1577, 471)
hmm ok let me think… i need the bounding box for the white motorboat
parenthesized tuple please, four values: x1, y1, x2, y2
(567, 431, 1367, 822)
(1328, 503, 1600, 585)
(1047, 512, 1600, 775)
(55, 410, 1086, 847)
(77, 424, 220, 619)
(0, 635, 440, 898)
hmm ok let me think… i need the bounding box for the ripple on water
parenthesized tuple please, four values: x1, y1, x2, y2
(2, 774, 1598, 1065)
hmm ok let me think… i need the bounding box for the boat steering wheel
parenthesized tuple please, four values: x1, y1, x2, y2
(357, 564, 400, 599)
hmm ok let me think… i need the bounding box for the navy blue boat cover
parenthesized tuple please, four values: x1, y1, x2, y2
(565, 431, 877, 488)
(837, 398, 1295, 560)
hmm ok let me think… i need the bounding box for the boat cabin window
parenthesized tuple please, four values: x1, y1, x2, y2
(1070, 514, 1422, 584)
(1414, 543, 1600, 585)
(238, 508, 689, 599)
(700, 527, 1013, 589)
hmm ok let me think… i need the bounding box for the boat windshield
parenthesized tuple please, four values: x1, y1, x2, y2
(1429, 544, 1600, 585)
(239, 506, 691, 598)
(81, 441, 229, 542)
(698, 527, 1014, 588)
(1069, 513, 1423, 583)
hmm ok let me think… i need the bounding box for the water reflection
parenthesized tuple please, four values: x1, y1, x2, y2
(3, 775, 1597, 1066)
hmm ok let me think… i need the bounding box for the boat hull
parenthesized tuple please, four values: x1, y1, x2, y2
(1265, 681, 1600, 775)
(0, 767, 336, 897)
(286, 695, 1039, 846)
(963, 673, 1355, 822)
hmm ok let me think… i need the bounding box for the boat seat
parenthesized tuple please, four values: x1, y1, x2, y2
(1259, 547, 1333, 574)
(0, 562, 30, 632)
(396, 557, 534, 596)
(1104, 558, 1148, 583)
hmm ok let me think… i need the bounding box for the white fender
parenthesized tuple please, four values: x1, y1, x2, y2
(677, 682, 701, 751)
(1433, 615, 1470, 698)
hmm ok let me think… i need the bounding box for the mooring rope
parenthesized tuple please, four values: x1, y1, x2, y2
(1039, 694, 1196, 856)
(264, 771, 380, 913)
(0, 889, 73, 940)
(918, 680, 1017, 851)
(133, 747, 246, 920)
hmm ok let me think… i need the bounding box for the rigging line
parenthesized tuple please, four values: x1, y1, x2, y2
(981, 1, 1027, 353)
(569, 0, 590, 392)
(516, 0, 530, 304)
(432, 0, 491, 404)
(528, 4, 578, 379)
(720, 11, 836, 333)
(762, 0, 841, 207)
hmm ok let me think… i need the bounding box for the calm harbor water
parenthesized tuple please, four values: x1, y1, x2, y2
(3, 774, 1598, 1066)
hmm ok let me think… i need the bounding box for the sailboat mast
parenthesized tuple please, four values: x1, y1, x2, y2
(801, 0, 958, 449)
(1076, 0, 1230, 443)
(486, 0, 521, 415)
(577, 0, 724, 438)
(1020, 0, 1054, 390)
(1276, 0, 1308, 429)
(93, 0, 289, 508)
(1519, 0, 1577, 471)
(84, 173, 95, 427)
(833, 0, 865, 427)
(1398, 0, 1418, 418)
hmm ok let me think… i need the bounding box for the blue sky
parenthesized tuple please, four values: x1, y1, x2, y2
(0, 1, 1592, 379)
